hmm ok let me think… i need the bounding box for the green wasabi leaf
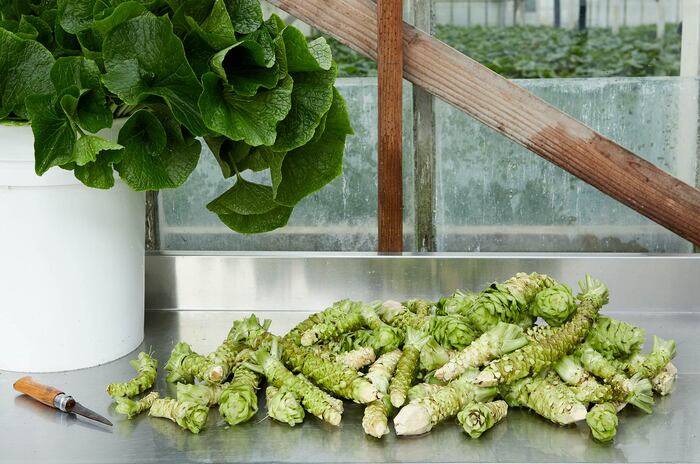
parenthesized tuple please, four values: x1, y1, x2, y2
(198, 72, 292, 146)
(185, 0, 235, 51)
(225, 0, 262, 34)
(269, 87, 352, 206)
(115, 108, 201, 190)
(210, 29, 278, 96)
(206, 177, 293, 234)
(50, 56, 112, 132)
(205, 136, 251, 178)
(57, 0, 96, 34)
(283, 27, 332, 73)
(102, 14, 206, 135)
(92, 1, 148, 37)
(0, 27, 55, 120)
(271, 61, 336, 152)
(73, 148, 122, 188)
(26, 93, 76, 174)
(73, 135, 122, 166)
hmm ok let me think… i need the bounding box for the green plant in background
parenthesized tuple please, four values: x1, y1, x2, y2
(323, 24, 681, 78)
(0, 0, 352, 234)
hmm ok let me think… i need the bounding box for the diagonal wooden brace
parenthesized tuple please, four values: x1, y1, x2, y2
(268, 0, 700, 246)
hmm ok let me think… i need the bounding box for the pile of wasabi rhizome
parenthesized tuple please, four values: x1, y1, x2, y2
(107, 273, 677, 442)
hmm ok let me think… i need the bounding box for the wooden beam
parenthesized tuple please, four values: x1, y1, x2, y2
(266, 0, 700, 246)
(377, 0, 404, 252)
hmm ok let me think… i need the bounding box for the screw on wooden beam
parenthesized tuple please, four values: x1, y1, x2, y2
(377, 0, 404, 252)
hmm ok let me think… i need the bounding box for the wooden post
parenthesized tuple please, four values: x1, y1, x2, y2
(554, 0, 561, 28)
(680, 0, 700, 251)
(411, 0, 437, 252)
(579, 0, 587, 30)
(265, 0, 700, 246)
(377, 0, 404, 252)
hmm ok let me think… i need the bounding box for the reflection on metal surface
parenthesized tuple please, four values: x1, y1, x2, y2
(146, 253, 700, 312)
(1, 310, 698, 463)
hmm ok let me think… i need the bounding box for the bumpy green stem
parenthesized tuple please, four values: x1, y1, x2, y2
(359, 303, 405, 353)
(651, 362, 677, 396)
(475, 275, 608, 386)
(300, 300, 365, 346)
(389, 328, 431, 407)
(266, 386, 305, 426)
(281, 339, 379, 404)
(149, 398, 209, 434)
(107, 352, 158, 398)
(164, 342, 210, 384)
(501, 374, 587, 425)
(467, 272, 556, 333)
(402, 299, 435, 317)
(586, 316, 645, 359)
(554, 355, 587, 385)
(554, 355, 612, 403)
(177, 382, 228, 407)
(626, 335, 676, 379)
(457, 400, 508, 438)
(218, 364, 261, 425)
(393, 370, 497, 435)
(530, 283, 576, 327)
(246, 339, 343, 426)
(115, 391, 159, 419)
(586, 403, 618, 442)
(366, 349, 402, 394)
(436, 322, 528, 382)
(579, 345, 654, 413)
(362, 396, 393, 438)
(335, 347, 376, 370)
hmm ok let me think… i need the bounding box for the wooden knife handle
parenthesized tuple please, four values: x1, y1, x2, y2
(13, 376, 63, 408)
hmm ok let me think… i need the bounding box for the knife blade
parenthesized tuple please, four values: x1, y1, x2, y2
(13, 376, 113, 426)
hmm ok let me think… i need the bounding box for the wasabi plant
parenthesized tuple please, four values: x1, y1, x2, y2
(554, 355, 612, 404)
(437, 290, 478, 316)
(246, 338, 343, 425)
(115, 391, 159, 419)
(0, 1, 352, 234)
(501, 374, 587, 425)
(177, 383, 228, 407)
(529, 283, 576, 327)
(165, 342, 209, 384)
(362, 396, 393, 438)
(219, 364, 261, 425)
(435, 322, 528, 382)
(365, 349, 402, 394)
(428, 314, 477, 350)
(475, 275, 608, 386)
(281, 338, 379, 404)
(625, 336, 676, 379)
(393, 369, 497, 435)
(466, 272, 556, 333)
(300, 300, 365, 346)
(266, 386, 305, 426)
(149, 398, 209, 434)
(402, 299, 435, 318)
(586, 316, 646, 359)
(586, 403, 618, 442)
(107, 351, 157, 398)
(389, 328, 431, 408)
(651, 362, 677, 396)
(457, 400, 508, 438)
(579, 344, 654, 413)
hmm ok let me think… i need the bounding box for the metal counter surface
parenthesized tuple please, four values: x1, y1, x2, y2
(1, 309, 698, 464)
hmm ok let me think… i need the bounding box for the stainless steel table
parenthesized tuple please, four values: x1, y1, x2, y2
(2, 254, 699, 463)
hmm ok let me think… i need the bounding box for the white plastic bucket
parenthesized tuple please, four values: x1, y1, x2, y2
(0, 122, 145, 372)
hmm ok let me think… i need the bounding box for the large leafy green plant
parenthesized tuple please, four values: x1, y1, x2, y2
(0, 0, 352, 233)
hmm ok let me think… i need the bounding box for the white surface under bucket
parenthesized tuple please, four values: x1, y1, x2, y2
(0, 123, 145, 372)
